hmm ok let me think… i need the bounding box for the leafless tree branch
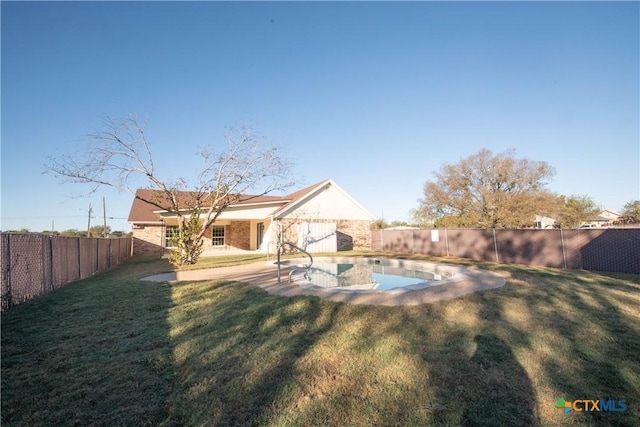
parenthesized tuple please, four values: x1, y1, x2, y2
(44, 115, 295, 264)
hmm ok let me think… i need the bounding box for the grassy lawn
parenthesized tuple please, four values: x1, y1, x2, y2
(2, 252, 639, 426)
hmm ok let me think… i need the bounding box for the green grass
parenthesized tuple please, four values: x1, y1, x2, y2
(2, 253, 639, 426)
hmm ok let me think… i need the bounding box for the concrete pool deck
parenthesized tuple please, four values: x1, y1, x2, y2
(143, 261, 506, 306)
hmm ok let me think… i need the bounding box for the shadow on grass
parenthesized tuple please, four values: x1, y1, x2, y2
(326, 302, 538, 426)
(161, 257, 639, 426)
(527, 272, 639, 426)
(3, 255, 638, 426)
(460, 335, 536, 425)
(462, 266, 639, 426)
(165, 280, 342, 425)
(1, 258, 178, 426)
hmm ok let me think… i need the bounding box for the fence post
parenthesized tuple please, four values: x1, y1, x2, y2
(493, 228, 499, 263)
(560, 228, 567, 269)
(49, 236, 54, 291)
(6, 234, 13, 310)
(380, 229, 384, 251)
(96, 238, 99, 274)
(445, 228, 450, 257)
(77, 237, 82, 279)
(411, 229, 415, 254)
(41, 235, 47, 294)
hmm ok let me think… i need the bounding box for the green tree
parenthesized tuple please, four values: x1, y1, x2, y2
(622, 200, 640, 222)
(556, 195, 600, 228)
(416, 149, 558, 228)
(370, 218, 388, 230)
(60, 229, 85, 237)
(168, 206, 204, 266)
(46, 115, 294, 265)
(89, 225, 112, 237)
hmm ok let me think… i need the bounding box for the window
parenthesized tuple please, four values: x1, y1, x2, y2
(165, 225, 179, 247)
(212, 226, 225, 246)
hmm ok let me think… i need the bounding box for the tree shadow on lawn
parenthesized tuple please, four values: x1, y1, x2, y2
(460, 334, 537, 426)
(161, 263, 640, 426)
(1, 258, 179, 426)
(165, 280, 342, 426)
(327, 264, 639, 426)
(521, 270, 640, 426)
(397, 300, 538, 426)
(450, 266, 640, 426)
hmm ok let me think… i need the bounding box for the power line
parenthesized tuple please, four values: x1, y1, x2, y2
(2, 214, 129, 219)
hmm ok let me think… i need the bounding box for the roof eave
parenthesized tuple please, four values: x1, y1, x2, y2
(272, 180, 331, 219)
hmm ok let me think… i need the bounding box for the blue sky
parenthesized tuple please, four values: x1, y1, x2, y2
(2, 1, 638, 232)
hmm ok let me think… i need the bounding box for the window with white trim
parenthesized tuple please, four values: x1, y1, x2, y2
(211, 226, 225, 246)
(165, 225, 179, 247)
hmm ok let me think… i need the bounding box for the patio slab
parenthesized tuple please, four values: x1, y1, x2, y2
(142, 261, 506, 306)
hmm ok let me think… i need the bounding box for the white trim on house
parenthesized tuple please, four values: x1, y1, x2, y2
(129, 179, 375, 255)
(272, 179, 376, 220)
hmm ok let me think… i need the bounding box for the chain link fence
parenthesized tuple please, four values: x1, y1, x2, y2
(372, 228, 640, 274)
(1, 234, 132, 311)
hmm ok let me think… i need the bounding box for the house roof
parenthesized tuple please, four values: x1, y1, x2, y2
(127, 181, 328, 223)
(270, 179, 375, 220)
(271, 179, 331, 218)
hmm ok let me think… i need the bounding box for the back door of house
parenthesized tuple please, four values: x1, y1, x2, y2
(256, 222, 264, 249)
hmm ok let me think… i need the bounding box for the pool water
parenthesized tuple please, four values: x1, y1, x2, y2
(296, 260, 454, 291)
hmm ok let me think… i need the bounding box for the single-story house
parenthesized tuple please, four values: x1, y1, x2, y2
(581, 210, 622, 228)
(534, 210, 623, 229)
(534, 215, 557, 229)
(127, 179, 375, 256)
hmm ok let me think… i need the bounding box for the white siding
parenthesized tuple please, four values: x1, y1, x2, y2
(283, 184, 373, 220)
(297, 222, 337, 253)
(260, 221, 279, 253)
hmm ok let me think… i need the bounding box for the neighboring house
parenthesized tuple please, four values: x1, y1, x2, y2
(580, 210, 622, 228)
(534, 215, 557, 229)
(127, 179, 375, 256)
(535, 210, 623, 229)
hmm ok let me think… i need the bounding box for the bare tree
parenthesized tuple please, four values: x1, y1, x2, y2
(416, 149, 559, 228)
(45, 115, 295, 265)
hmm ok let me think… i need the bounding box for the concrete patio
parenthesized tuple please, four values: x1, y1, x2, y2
(143, 260, 506, 306)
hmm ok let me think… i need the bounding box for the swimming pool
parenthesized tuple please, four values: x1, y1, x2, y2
(288, 257, 463, 293)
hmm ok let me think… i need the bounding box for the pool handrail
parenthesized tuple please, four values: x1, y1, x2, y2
(277, 241, 313, 283)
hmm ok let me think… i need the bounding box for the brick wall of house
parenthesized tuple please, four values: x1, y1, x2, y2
(278, 218, 371, 251)
(132, 218, 370, 256)
(132, 225, 164, 256)
(336, 219, 371, 250)
(228, 221, 251, 250)
(132, 221, 253, 255)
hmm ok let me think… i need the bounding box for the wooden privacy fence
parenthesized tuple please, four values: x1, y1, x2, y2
(0, 234, 132, 311)
(372, 228, 640, 274)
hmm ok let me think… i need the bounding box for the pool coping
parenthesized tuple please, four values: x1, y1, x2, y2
(142, 257, 507, 306)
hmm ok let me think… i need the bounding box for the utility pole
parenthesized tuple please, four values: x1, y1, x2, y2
(87, 203, 92, 237)
(103, 197, 107, 238)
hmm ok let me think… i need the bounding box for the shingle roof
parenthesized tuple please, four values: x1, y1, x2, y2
(127, 181, 327, 223)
